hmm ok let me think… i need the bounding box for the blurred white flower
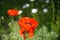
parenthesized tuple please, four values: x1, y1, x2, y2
(22, 3, 30, 9)
(30, 0, 35, 2)
(43, 8, 48, 13)
(46, 0, 50, 3)
(31, 8, 38, 13)
(18, 10, 23, 15)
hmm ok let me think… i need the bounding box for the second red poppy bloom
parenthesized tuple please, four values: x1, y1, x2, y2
(7, 9, 18, 16)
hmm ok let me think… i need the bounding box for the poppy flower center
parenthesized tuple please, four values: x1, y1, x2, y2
(25, 22, 32, 26)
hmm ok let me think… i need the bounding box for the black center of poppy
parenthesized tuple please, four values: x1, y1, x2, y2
(25, 22, 32, 26)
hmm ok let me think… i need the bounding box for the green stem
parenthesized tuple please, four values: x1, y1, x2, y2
(51, 0, 55, 32)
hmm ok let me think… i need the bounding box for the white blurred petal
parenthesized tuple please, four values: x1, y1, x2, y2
(46, 0, 50, 3)
(31, 8, 38, 13)
(23, 3, 30, 9)
(18, 10, 23, 15)
(25, 4, 30, 7)
(43, 8, 48, 13)
(30, 0, 35, 2)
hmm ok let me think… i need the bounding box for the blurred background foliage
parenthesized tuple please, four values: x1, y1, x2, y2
(0, 0, 60, 40)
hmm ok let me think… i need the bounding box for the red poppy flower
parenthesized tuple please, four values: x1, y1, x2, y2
(18, 17, 38, 38)
(7, 9, 18, 16)
(28, 28, 34, 38)
(19, 28, 25, 36)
